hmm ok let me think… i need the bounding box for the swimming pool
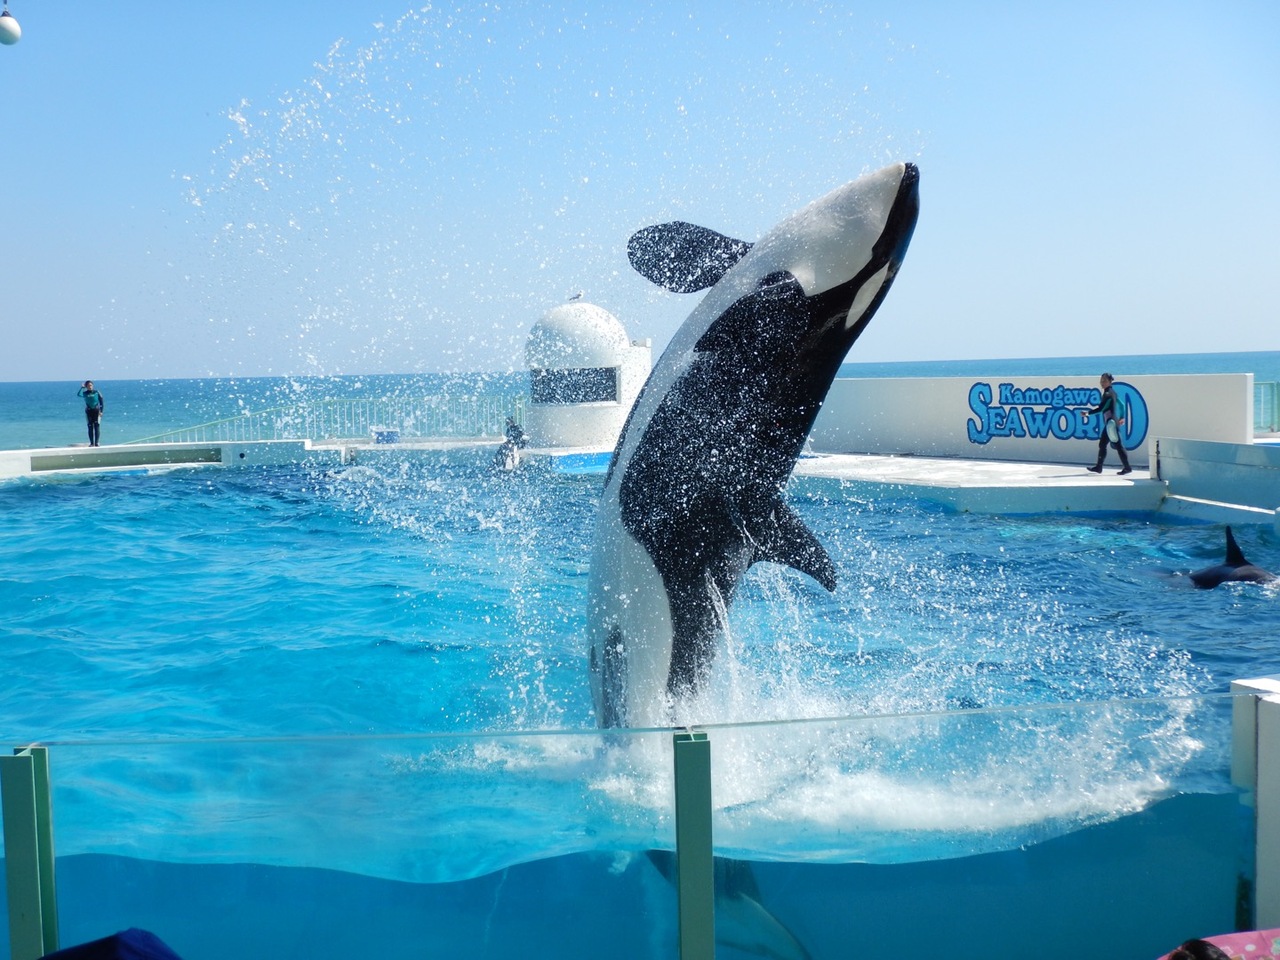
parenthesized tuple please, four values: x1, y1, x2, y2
(9, 449, 1276, 740)
(2, 448, 1276, 957)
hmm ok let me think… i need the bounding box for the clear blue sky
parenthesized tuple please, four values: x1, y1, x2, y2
(2, 1, 1277, 381)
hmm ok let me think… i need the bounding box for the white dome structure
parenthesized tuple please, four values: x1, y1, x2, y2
(524, 301, 651, 450)
(526, 302, 630, 371)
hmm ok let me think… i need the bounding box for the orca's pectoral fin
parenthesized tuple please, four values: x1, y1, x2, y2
(627, 221, 753, 294)
(750, 499, 838, 592)
(715, 858, 813, 960)
(645, 853, 812, 960)
(646, 849, 676, 884)
(1224, 526, 1249, 567)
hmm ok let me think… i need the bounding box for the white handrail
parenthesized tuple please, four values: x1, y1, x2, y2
(128, 395, 528, 445)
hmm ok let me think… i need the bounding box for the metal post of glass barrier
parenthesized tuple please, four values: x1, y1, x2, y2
(1, 745, 58, 960)
(673, 730, 715, 960)
(1231, 679, 1280, 928)
(1255, 693, 1280, 927)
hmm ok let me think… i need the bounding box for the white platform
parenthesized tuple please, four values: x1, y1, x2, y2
(2, 440, 1276, 527)
(794, 453, 1168, 515)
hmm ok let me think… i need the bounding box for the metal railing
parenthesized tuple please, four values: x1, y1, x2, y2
(1257, 381, 1279, 434)
(109, 380, 1280, 445)
(128, 395, 528, 446)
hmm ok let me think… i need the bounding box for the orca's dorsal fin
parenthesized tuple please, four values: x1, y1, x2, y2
(627, 221, 753, 293)
(746, 498, 837, 592)
(1225, 526, 1249, 567)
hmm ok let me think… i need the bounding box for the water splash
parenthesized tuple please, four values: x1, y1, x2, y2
(172, 6, 928, 380)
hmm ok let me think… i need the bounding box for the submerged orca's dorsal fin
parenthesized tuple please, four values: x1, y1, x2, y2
(627, 221, 753, 293)
(1225, 526, 1248, 567)
(747, 498, 838, 592)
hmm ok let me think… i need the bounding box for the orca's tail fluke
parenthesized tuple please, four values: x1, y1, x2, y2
(646, 852, 812, 960)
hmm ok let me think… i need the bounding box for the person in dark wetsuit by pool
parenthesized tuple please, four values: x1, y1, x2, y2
(77, 380, 105, 447)
(504, 416, 528, 449)
(1083, 371, 1131, 475)
(492, 415, 528, 471)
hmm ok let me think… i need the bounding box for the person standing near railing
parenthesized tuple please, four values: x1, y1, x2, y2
(76, 380, 105, 447)
(505, 416, 528, 448)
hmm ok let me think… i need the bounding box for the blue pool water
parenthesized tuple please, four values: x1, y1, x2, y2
(7, 447, 1278, 743)
(2, 435, 1278, 875)
(1, 356, 1277, 958)
(36, 792, 1252, 960)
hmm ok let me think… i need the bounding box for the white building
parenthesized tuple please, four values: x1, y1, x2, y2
(523, 301, 651, 450)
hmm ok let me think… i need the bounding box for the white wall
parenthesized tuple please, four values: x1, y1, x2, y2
(526, 340, 652, 449)
(810, 374, 1255, 469)
(526, 403, 631, 449)
(1154, 437, 1280, 512)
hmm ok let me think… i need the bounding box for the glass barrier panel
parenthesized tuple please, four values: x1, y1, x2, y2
(35, 729, 678, 960)
(705, 694, 1249, 960)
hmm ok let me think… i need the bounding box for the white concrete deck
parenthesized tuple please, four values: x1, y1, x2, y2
(0, 437, 495, 481)
(1, 439, 1275, 525)
(793, 453, 1167, 515)
(0, 440, 342, 479)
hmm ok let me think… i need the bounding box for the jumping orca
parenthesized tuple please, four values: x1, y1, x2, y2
(587, 162, 920, 728)
(1190, 526, 1278, 589)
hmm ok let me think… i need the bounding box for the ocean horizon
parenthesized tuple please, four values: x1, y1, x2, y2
(2, 349, 1276, 453)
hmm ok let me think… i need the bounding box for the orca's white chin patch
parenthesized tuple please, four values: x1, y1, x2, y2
(843, 264, 890, 329)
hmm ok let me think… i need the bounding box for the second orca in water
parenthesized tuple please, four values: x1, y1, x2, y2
(1190, 526, 1277, 589)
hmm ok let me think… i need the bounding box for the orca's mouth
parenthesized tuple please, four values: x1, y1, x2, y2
(886, 162, 920, 270)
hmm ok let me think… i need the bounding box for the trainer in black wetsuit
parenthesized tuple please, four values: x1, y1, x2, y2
(1084, 372, 1131, 475)
(77, 380, 105, 447)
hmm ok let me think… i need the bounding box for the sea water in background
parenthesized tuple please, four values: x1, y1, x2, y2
(2, 349, 1276, 451)
(0, 371, 527, 451)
